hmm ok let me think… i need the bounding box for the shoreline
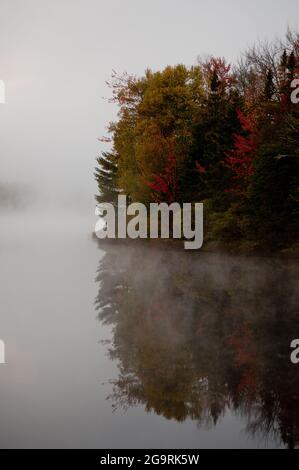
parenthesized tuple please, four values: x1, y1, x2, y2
(92, 233, 299, 259)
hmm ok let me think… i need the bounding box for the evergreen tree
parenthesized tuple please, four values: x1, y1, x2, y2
(288, 51, 296, 82)
(95, 151, 119, 206)
(247, 109, 299, 246)
(281, 49, 288, 68)
(191, 58, 242, 208)
(288, 51, 296, 72)
(263, 69, 276, 101)
(210, 69, 220, 93)
(279, 50, 292, 102)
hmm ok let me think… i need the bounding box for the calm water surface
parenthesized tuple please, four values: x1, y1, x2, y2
(0, 212, 298, 448)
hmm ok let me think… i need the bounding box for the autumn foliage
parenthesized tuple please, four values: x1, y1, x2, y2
(95, 30, 299, 250)
(223, 109, 257, 196)
(142, 153, 178, 204)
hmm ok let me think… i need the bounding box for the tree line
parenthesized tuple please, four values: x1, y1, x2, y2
(95, 30, 299, 251)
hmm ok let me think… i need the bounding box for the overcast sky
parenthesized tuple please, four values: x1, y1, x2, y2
(0, 0, 298, 212)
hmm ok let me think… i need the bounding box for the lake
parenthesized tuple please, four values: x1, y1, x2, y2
(0, 212, 298, 448)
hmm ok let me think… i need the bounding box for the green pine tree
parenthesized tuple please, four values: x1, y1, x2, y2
(95, 151, 119, 206)
(247, 110, 299, 247)
(263, 69, 276, 101)
(281, 49, 288, 68)
(288, 51, 296, 82)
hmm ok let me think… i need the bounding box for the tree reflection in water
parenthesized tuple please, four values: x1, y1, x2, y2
(95, 245, 299, 448)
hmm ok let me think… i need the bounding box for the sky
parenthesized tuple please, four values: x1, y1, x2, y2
(0, 0, 298, 213)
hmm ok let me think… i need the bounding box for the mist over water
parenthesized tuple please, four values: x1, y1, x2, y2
(0, 0, 299, 450)
(0, 206, 298, 448)
(95, 244, 299, 449)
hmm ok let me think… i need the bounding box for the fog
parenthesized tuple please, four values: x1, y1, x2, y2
(0, 0, 298, 214)
(1, 221, 299, 447)
(0, 0, 299, 449)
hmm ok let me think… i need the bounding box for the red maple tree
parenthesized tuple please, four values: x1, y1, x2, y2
(142, 153, 178, 204)
(195, 160, 206, 175)
(223, 109, 257, 196)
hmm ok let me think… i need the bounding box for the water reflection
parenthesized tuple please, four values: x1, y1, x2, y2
(95, 244, 299, 448)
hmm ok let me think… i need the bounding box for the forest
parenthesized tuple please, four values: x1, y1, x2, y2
(95, 30, 299, 252)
